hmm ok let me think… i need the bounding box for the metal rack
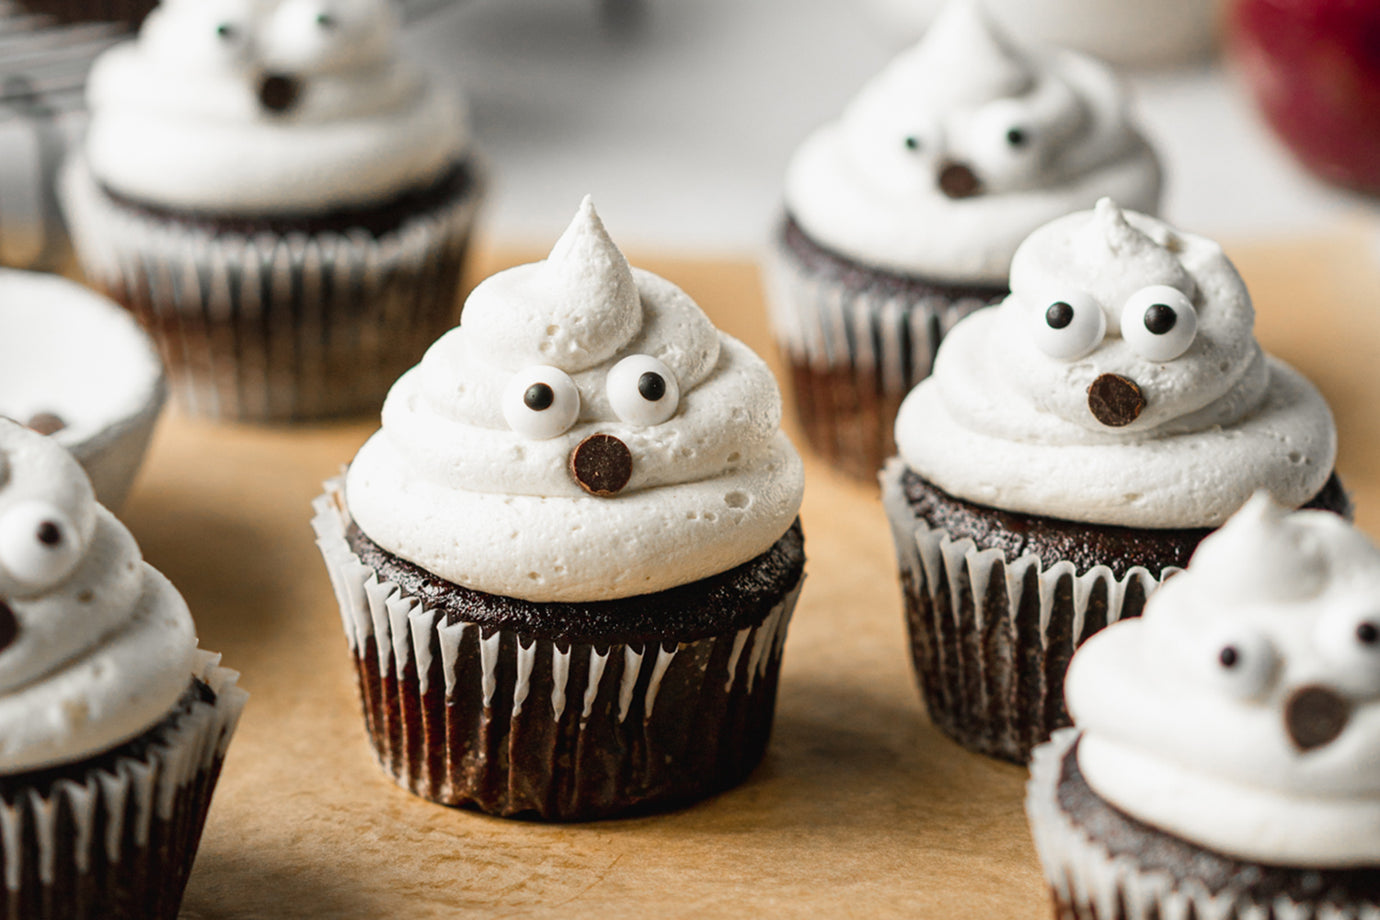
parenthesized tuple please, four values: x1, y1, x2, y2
(0, 0, 457, 271)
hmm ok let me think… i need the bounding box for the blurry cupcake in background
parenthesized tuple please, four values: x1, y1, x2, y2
(0, 419, 245, 919)
(1028, 495, 1380, 920)
(314, 198, 806, 820)
(765, 0, 1161, 481)
(0, 269, 165, 510)
(62, 0, 482, 422)
(883, 200, 1349, 764)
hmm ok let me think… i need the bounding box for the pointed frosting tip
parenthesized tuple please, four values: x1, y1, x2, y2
(910, 0, 1031, 102)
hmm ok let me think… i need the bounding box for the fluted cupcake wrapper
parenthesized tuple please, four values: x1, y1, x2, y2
(1026, 729, 1380, 920)
(312, 480, 801, 821)
(0, 651, 246, 920)
(881, 460, 1171, 764)
(60, 155, 481, 422)
(763, 238, 995, 481)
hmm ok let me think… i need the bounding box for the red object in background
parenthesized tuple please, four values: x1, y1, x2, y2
(1229, 0, 1380, 196)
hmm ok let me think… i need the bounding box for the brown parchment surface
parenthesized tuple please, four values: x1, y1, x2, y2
(105, 238, 1378, 919)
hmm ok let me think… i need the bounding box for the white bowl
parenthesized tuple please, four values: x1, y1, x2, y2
(0, 269, 166, 510)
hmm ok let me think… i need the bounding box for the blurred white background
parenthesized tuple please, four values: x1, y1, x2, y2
(2, 0, 1377, 262)
(403, 0, 1378, 252)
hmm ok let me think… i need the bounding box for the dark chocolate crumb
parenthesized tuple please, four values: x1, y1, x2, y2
(570, 434, 633, 497)
(1285, 686, 1350, 752)
(938, 162, 982, 199)
(36, 521, 61, 546)
(258, 73, 302, 114)
(26, 412, 66, 436)
(1087, 373, 1145, 427)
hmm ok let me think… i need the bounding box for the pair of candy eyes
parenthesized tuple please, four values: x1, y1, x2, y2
(1034, 286, 1198, 362)
(502, 355, 680, 440)
(1207, 620, 1380, 699)
(0, 502, 82, 593)
(215, 9, 337, 42)
(904, 125, 1028, 153)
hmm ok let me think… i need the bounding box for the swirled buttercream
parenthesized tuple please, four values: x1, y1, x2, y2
(784, 0, 1161, 285)
(347, 197, 805, 602)
(1067, 494, 1380, 866)
(0, 420, 197, 773)
(895, 200, 1336, 528)
(83, 0, 468, 213)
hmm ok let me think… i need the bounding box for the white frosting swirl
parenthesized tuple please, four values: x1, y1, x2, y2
(895, 201, 1336, 528)
(0, 421, 198, 773)
(1067, 495, 1380, 867)
(347, 198, 805, 602)
(784, 0, 1161, 285)
(83, 0, 469, 213)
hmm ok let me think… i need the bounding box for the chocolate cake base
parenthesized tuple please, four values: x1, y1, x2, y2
(61, 156, 483, 422)
(314, 484, 805, 821)
(13, 0, 154, 26)
(883, 463, 1351, 764)
(766, 215, 1005, 482)
(0, 665, 242, 920)
(1027, 730, 1380, 920)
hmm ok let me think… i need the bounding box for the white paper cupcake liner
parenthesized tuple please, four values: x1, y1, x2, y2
(882, 460, 1171, 763)
(0, 651, 246, 920)
(60, 154, 482, 422)
(763, 235, 997, 480)
(312, 479, 802, 820)
(1027, 729, 1380, 920)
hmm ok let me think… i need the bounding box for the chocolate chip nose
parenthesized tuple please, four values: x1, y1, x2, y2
(938, 161, 983, 199)
(1088, 374, 1145, 427)
(570, 434, 633, 497)
(1285, 685, 1349, 752)
(0, 601, 17, 654)
(258, 73, 302, 114)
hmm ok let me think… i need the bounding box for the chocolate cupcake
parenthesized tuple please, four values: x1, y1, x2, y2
(0, 419, 245, 919)
(62, 0, 482, 422)
(313, 198, 806, 820)
(766, 0, 1161, 481)
(1027, 496, 1380, 920)
(882, 200, 1349, 764)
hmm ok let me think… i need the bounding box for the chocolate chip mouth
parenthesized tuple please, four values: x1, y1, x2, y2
(570, 434, 633, 497)
(1285, 685, 1349, 752)
(0, 601, 17, 655)
(1087, 373, 1145, 427)
(938, 161, 982, 199)
(258, 73, 303, 114)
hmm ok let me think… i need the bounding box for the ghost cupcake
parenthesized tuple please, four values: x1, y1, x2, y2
(0, 419, 245, 919)
(882, 200, 1350, 764)
(313, 198, 806, 820)
(62, 0, 481, 422)
(1028, 495, 1380, 920)
(767, 0, 1161, 481)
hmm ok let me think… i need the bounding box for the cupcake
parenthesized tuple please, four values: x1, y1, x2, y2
(882, 200, 1350, 764)
(0, 269, 166, 510)
(62, 0, 482, 422)
(766, 0, 1162, 481)
(313, 198, 806, 820)
(0, 419, 245, 919)
(1028, 495, 1380, 920)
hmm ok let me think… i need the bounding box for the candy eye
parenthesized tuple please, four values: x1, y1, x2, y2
(1121, 286, 1198, 362)
(1316, 608, 1380, 696)
(215, 22, 242, 42)
(903, 135, 921, 152)
(502, 366, 580, 440)
(1203, 628, 1279, 700)
(0, 501, 83, 592)
(315, 9, 337, 28)
(1005, 126, 1029, 148)
(1033, 292, 1106, 360)
(607, 355, 680, 427)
